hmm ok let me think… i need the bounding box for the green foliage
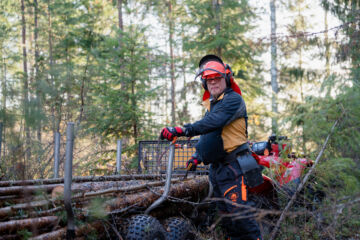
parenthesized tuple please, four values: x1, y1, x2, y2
(88, 198, 108, 219)
(182, 0, 264, 95)
(317, 157, 360, 195)
(17, 229, 32, 239)
(87, 24, 159, 140)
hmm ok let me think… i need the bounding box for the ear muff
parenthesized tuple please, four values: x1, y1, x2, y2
(201, 78, 208, 91)
(225, 64, 233, 87)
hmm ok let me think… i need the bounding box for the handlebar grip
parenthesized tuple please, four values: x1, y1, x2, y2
(186, 162, 193, 171)
(171, 136, 178, 144)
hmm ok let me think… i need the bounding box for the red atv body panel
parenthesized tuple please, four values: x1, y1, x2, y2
(249, 141, 313, 194)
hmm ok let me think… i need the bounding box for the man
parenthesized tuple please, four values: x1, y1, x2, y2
(160, 55, 262, 240)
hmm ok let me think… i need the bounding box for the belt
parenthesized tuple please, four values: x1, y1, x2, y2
(222, 143, 250, 164)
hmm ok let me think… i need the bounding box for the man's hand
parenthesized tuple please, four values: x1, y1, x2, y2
(186, 157, 199, 171)
(160, 127, 184, 141)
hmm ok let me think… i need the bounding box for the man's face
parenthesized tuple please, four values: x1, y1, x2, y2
(206, 76, 227, 98)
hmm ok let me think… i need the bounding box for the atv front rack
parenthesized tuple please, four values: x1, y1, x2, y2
(138, 139, 209, 174)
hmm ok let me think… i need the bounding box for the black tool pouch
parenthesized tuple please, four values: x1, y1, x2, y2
(236, 152, 264, 188)
(196, 129, 227, 165)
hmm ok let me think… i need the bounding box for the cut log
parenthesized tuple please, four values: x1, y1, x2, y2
(0, 174, 184, 187)
(107, 176, 209, 211)
(0, 234, 18, 240)
(0, 184, 61, 196)
(0, 200, 52, 219)
(29, 227, 65, 240)
(0, 179, 149, 197)
(76, 178, 182, 199)
(0, 216, 58, 233)
(29, 176, 209, 240)
(0, 178, 185, 219)
(29, 221, 104, 240)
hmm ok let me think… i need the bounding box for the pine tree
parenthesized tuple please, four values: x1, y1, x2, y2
(278, 0, 321, 154)
(183, 0, 264, 94)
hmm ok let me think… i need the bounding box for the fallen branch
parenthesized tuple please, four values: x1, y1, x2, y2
(269, 120, 339, 240)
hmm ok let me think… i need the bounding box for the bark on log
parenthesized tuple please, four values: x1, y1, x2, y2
(0, 216, 58, 233)
(0, 234, 18, 240)
(0, 184, 61, 196)
(29, 176, 209, 240)
(0, 179, 149, 197)
(107, 176, 209, 212)
(30, 221, 104, 240)
(0, 199, 52, 219)
(9, 207, 63, 220)
(76, 178, 182, 199)
(0, 178, 186, 219)
(29, 227, 65, 240)
(0, 174, 184, 187)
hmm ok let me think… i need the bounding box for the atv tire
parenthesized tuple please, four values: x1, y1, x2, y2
(164, 217, 195, 240)
(125, 214, 167, 240)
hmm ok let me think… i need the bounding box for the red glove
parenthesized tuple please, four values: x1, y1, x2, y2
(186, 157, 199, 171)
(160, 127, 184, 141)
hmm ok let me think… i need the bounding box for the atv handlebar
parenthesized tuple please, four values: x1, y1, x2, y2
(268, 134, 288, 143)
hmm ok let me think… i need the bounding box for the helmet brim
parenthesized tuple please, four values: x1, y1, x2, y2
(202, 71, 223, 79)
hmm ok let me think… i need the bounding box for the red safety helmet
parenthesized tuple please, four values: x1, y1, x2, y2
(202, 61, 226, 79)
(195, 55, 242, 100)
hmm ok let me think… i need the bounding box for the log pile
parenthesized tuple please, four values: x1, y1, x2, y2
(0, 174, 209, 239)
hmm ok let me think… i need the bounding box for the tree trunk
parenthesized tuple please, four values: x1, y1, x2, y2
(21, 0, 30, 180)
(34, 0, 41, 144)
(47, 0, 56, 137)
(117, 0, 127, 94)
(168, 0, 176, 125)
(325, 8, 330, 78)
(77, 54, 89, 126)
(297, 4, 306, 155)
(270, 0, 279, 134)
(117, 0, 123, 48)
(34, 0, 44, 179)
(131, 79, 137, 142)
(1, 55, 6, 160)
(212, 0, 221, 57)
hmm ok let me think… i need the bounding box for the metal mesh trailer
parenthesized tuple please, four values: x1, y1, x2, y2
(138, 139, 209, 174)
